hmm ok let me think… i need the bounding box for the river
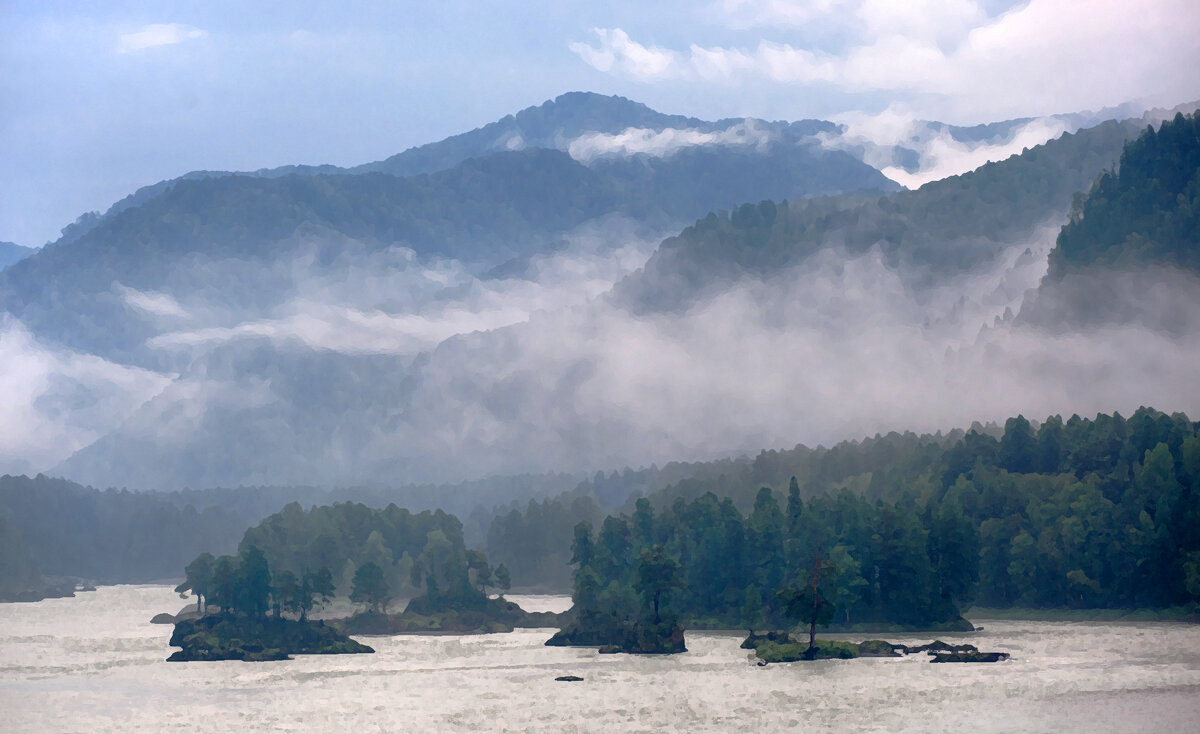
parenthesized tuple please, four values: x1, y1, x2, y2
(2, 585, 1199, 732)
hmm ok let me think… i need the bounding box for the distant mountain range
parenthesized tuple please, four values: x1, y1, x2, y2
(0, 241, 34, 271)
(2, 92, 1198, 491)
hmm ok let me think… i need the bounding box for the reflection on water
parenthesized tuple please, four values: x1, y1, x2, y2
(1, 586, 1199, 732)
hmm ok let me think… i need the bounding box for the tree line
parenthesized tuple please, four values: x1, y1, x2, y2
(493, 407, 1200, 622)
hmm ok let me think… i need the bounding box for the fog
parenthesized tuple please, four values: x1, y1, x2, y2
(0, 316, 171, 474)
(35, 216, 1200, 488)
(819, 108, 1070, 188)
(567, 121, 773, 162)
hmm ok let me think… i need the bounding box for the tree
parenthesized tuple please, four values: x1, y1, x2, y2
(777, 555, 836, 658)
(209, 555, 237, 616)
(350, 561, 391, 614)
(299, 567, 335, 621)
(272, 569, 300, 617)
(175, 552, 215, 615)
(494, 563, 511, 596)
(466, 549, 492, 593)
(235, 546, 272, 618)
(634, 546, 682, 624)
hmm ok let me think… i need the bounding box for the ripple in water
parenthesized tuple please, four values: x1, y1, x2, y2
(1, 585, 1199, 732)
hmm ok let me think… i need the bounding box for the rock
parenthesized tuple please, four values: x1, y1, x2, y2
(856, 639, 902, 657)
(150, 612, 176, 624)
(555, 675, 584, 681)
(930, 651, 1010, 663)
(167, 615, 373, 662)
(902, 640, 978, 655)
(597, 645, 622, 654)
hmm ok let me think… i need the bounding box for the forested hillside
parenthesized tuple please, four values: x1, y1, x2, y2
(490, 408, 1200, 617)
(616, 116, 1148, 311)
(0, 474, 245, 590)
(1048, 111, 1200, 276)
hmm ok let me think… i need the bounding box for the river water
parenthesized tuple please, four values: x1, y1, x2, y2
(2, 585, 1199, 732)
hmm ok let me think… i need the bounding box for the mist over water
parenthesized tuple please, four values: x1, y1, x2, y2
(3, 586, 1199, 733)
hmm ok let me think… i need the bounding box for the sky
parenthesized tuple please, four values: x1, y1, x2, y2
(3, 0, 1199, 248)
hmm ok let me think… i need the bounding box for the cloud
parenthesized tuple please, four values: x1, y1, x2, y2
(569, 28, 679, 80)
(0, 316, 171, 475)
(820, 108, 1070, 188)
(577, 0, 1200, 121)
(567, 120, 772, 162)
(115, 283, 189, 319)
(140, 221, 662, 357)
(45, 215, 1200, 489)
(117, 23, 207, 54)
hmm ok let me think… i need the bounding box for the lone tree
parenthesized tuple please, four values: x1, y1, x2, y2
(777, 555, 835, 659)
(175, 552, 215, 615)
(351, 561, 391, 614)
(634, 545, 682, 624)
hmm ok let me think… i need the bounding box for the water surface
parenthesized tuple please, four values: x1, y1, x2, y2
(2, 586, 1199, 732)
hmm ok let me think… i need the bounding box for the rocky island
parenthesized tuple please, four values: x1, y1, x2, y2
(168, 615, 373, 662)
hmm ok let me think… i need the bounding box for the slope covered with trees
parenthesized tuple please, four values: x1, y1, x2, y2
(1048, 111, 1200, 276)
(616, 116, 1151, 311)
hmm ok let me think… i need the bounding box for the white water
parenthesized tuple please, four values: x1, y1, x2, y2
(2, 586, 1200, 732)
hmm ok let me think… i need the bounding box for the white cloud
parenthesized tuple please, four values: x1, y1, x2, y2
(117, 23, 207, 54)
(115, 283, 189, 319)
(567, 120, 772, 162)
(821, 107, 1070, 188)
(569, 28, 679, 80)
(0, 317, 171, 475)
(578, 0, 1200, 121)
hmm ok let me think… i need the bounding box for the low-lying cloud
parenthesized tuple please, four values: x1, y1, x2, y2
(821, 109, 1069, 188)
(46, 220, 1200, 489)
(0, 316, 172, 475)
(567, 121, 772, 162)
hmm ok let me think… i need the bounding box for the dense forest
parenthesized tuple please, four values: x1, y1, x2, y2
(490, 408, 1200, 622)
(617, 115, 1149, 311)
(0, 474, 244, 599)
(237, 501, 507, 611)
(1049, 111, 1200, 276)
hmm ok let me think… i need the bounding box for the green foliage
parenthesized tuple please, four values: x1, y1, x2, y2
(1049, 112, 1200, 276)
(350, 561, 391, 613)
(618, 116, 1148, 311)
(0, 474, 244, 586)
(533, 407, 1200, 630)
(634, 545, 682, 623)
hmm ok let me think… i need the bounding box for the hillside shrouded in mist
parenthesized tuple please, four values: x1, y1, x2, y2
(1, 95, 1198, 490)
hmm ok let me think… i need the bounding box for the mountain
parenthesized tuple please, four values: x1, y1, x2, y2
(1019, 111, 1200, 333)
(614, 115, 1153, 312)
(46, 110, 1200, 490)
(5, 94, 1199, 492)
(44, 92, 869, 247)
(1, 95, 894, 368)
(1049, 111, 1200, 277)
(0, 241, 33, 271)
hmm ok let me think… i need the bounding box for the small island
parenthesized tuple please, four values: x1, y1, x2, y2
(742, 631, 1009, 664)
(167, 547, 373, 661)
(165, 502, 553, 660)
(169, 615, 373, 662)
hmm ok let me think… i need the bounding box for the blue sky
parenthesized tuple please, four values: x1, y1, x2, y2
(3, 0, 1199, 247)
